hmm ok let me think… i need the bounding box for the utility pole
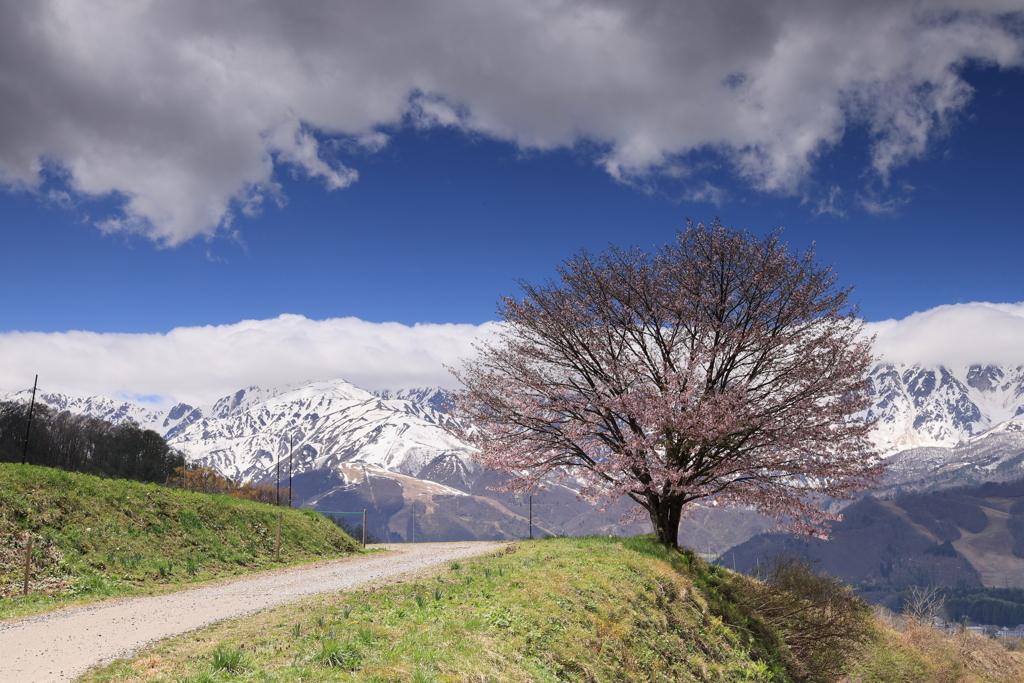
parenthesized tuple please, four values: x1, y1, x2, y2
(276, 444, 281, 506)
(21, 375, 38, 465)
(529, 495, 533, 540)
(288, 435, 293, 507)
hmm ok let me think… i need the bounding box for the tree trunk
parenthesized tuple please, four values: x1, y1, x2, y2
(647, 495, 684, 548)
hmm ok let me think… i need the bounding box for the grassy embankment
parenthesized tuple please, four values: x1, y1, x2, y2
(80, 536, 1024, 683)
(0, 463, 360, 619)
(7, 463, 1024, 682)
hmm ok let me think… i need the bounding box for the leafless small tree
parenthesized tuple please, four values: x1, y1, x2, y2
(903, 585, 946, 625)
(745, 554, 875, 683)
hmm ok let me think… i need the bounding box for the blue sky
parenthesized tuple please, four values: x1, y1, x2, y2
(2, 66, 1022, 333)
(1, 1, 1023, 404)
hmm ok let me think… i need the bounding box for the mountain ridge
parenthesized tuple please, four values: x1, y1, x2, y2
(7, 362, 1024, 468)
(3, 379, 469, 482)
(867, 363, 1024, 452)
(6, 362, 1024, 543)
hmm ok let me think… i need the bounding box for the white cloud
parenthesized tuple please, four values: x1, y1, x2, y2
(866, 302, 1024, 367)
(683, 181, 728, 206)
(3, 304, 1023, 409)
(0, 315, 497, 409)
(812, 185, 845, 218)
(0, 1, 1021, 245)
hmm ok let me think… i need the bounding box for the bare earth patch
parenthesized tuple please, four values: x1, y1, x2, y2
(880, 498, 1024, 587)
(952, 504, 1024, 588)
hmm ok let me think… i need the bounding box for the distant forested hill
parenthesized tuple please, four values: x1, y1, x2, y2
(724, 477, 1024, 620)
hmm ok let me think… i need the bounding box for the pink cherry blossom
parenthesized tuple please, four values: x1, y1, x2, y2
(450, 219, 881, 546)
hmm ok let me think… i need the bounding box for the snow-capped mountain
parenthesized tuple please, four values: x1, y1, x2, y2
(882, 418, 1024, 492)
(7, 363, 1024, 477)
(867, 363, 1024, 452)
(2, 379, 474, 486)
(0, 390, 169, 432)
(8, 364, 1024, 535)
(165, 380, 473, 484)
(2, 380, 646, 542)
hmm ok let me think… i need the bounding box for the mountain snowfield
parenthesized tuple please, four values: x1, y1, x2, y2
(162, 381, 473, 486)
(2, 379, 475, 489)
(6, 363, 1024, 469)
(861, 363, 1024, 491)
(867, 363, 1024, 452)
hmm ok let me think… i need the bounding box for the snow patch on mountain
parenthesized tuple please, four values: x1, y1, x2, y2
(867, 363, 1024, 452)
(1, 379, 475, 487)
(881, 418, 1024, 493)
(7, 364, 1024, 492)
(374, 387, 453, 414)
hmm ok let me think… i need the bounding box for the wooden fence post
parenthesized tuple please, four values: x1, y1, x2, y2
(23, 532, 33, 596)
(276, 513, 282, 561)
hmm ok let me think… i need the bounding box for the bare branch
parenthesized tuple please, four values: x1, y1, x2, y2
(451, 219, 882, 546)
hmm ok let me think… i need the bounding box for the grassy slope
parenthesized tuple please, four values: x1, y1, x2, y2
(847, 619, 1024, 683)
(79, 537, 1024, 683)
(7, 464, 1023, 682)
(0, 463, 360, 619)
(82, 537, 790, 683)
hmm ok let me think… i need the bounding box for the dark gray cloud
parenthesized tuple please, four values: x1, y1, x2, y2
(1, 0, 1021, 244)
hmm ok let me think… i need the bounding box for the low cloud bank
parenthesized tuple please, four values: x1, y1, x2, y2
(866, 302, 1024, 368)
(1, 304, 1020, 410)
(0, 315, 496, 409)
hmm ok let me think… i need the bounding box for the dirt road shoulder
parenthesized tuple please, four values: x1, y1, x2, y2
(0, 541, 501, 683)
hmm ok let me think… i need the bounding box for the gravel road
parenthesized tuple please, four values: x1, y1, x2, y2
(0, 541, 503, 683)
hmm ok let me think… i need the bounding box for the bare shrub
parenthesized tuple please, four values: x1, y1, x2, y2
(903, 585, 946, 625)
(170, 465, 278, 504)
(744, 554, 874, 683)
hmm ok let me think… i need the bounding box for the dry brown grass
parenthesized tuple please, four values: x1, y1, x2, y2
(845, 610, 1024, 683)
(169, 466, 279, 504)
(903, 622, 1024, 683)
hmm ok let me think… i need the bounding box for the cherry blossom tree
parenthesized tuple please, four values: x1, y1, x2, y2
(450, 219, 882, 547)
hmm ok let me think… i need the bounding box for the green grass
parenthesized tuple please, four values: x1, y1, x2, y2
(59, 534, 1024, 682)
(0, 463, 361, 619)
(79, 536, 801, 683)
(11, 463, 1021, 681)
